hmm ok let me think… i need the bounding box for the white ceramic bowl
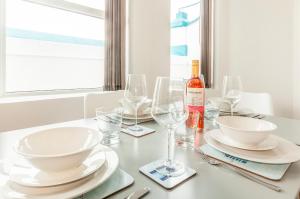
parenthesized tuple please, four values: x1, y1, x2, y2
(216, 116, 277, 146)
(15, 127, 102, 172)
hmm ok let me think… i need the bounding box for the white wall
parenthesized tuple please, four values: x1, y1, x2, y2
(213, 0, 295, 117)
(293, 0, 300, 119)
(128, 0, 170, 96)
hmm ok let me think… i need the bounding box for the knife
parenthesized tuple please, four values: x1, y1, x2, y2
(125, 187, 150, 199)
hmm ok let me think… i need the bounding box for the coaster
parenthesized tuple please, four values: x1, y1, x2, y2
(122, 126, 155, 137)
(139, 160, 196, 189)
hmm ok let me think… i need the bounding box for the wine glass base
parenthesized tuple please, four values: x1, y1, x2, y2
(155, 160, 185, 177)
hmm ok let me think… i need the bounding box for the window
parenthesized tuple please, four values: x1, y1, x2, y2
(170, 0, 213, 87)
(0, 0, 105, 94)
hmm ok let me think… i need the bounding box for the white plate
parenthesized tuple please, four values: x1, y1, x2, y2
(208, 129, 278, 151)
(0, 146, 119, 199)
(204, 133, 300, 164)
(9, 147, 106, 187)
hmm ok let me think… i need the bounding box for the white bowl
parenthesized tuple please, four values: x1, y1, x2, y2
(15, 127, 102, 172)
(216, 116, 277, 146)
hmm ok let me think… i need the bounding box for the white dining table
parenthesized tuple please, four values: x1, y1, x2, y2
(0, 116, 300, 199)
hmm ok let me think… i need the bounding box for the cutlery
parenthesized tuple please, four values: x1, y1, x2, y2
(252, 114, 265, 119)
(219, 112, 265, 119)
(198, 150, 282, 192)
(125, 187, 150, 199)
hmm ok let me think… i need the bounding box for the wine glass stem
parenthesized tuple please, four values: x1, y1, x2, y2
(230, 103, 233, 116)
(167, 128, 175, 167)
(135, 107, 138, 127)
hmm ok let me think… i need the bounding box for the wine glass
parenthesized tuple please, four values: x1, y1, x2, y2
(151, 77, 188, 177)
(124, 74, 147, 131)
(222, 76, 243, 116)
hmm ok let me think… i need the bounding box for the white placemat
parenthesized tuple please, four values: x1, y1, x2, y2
(200, 144, 290, 180)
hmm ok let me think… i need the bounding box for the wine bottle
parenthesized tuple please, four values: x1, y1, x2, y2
(186, 60, 205, 130)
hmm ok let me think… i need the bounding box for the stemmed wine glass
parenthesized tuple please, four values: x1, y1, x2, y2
(124, 74, 147, 131)
(151, 77, 188, 177)
(222, 76, 243, 116)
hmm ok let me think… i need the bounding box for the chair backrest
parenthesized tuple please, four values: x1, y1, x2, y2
(84, 90, 125, 119)
(237, 92, 274, 115)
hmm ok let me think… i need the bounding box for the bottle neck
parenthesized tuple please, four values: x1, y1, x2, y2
(192, 65, 199, 78)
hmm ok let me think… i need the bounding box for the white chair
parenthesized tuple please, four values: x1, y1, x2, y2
(237, 92, 274, 115)
(84, 90, 125, 119)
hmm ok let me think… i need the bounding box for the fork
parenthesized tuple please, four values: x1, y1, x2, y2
(252, 114, 265, 119)
(219, 112, 265, 119)
(198, 151, 282, 192)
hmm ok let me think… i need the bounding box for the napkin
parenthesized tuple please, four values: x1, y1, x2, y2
(200, 144, 290, 180)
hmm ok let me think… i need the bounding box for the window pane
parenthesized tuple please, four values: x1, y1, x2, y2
(170, 0, 201, 79)
(5, 0, 104, 92)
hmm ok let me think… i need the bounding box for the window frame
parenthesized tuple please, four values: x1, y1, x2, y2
(0, 0, 106, 97)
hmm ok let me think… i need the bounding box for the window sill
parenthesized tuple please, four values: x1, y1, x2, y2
(0, 92, 89, 104)
(0, 87, 104, 104)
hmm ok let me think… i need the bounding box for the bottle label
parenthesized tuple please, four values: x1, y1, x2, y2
(186, 87, 204, 112)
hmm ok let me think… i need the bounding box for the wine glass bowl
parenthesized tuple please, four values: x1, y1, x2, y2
(151, 77, 188, 177)
(124, 74, 147, 131)
(222, 76, 243, 116)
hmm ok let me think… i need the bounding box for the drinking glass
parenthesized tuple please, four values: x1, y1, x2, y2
(176, 111, 200, 149)
(151, 77, 188, 177)
(222, 76, 243, 116)
(96, 107, 123, 145)
(124, 74, 147, 131)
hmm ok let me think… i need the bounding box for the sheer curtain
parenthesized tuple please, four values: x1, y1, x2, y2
(104, 0, 126, 91)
